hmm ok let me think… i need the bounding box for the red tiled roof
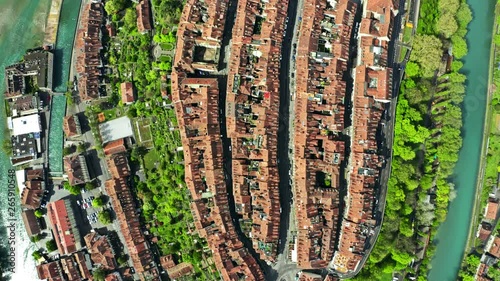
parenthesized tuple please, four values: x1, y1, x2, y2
(120, 82, 135, 104)
(136, 0, 152, 33)
(106, 153, 130, 179)
(84, 232, 117, 270)
(22, 209, 41, 237)
(47, 199, 80, 255)
(488, 236, 500, 258)
(103, 139, 127, 155)
(63, 115, 81, 138)
(21, 180, 44, 209)
(485, 201, 499, 220)
(37, 261, 64, 281)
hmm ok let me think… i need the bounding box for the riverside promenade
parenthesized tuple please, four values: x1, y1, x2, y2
(43, 0, 63, 46)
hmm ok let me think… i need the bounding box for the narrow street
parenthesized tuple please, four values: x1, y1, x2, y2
(272, 0, 304, 279)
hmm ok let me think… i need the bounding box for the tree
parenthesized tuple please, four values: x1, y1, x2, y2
(77, 143, 86, 153)
(93, 267, 106, 281)
(464, 254, 480, 273)
(65, 92, 74, 105)
(405, 62, 420, 77)
(124, 8, 137, 31)
(30, 234, 42, 242)
(127, 107, 138, 118)
(456, 3, 472, 29)
(92, 196, 105, 207)
(436, 13, 458, 38)
(32, 250, 42, 260)
(98, 210, 112, 224)
(46, 240, 57, 252)
(131, 146, 148, 161)
(2, 139, 12, 154)
(438, 0, 460, 14)
(460, 275, 474, 281)
(104, 0, 126, 15)
(117, 255, 128, 266)
(85, 182, 95, 191)
(410, 35, 443, 77)
(495, 35, 500, 47)
(451, 35, 468, 59)
(63, 146, 73, 156)
(34, 209, 44, 218)
(488, 267, 500, 280)
(63, 182, 80, 195)
(451, 61, 463, 72)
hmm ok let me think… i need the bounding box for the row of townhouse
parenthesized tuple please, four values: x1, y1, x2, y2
(172, 0, 265, 279)
(225, 0, 290, 261)
(293, 0, 357, 269)
(333, 0, 398, 274)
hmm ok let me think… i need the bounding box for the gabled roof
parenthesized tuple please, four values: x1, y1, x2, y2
(64, 154, 90, 186)
(103, 139, 127, 156)
(84, 232, 117, 270)
(106, 153, 130, 179)
(63, 115, 81, 138)
(37, 261, 64, 281)
(120, 82, 135, 104)
(20, 180, 45, 209)
(22, 209, 41, 236)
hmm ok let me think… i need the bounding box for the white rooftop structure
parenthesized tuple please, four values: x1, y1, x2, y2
(16, 169, 26, 194)
(99, 116, 134, 144)
(11, 114, 41, 136)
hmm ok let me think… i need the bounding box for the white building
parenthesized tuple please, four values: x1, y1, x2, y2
(11, 114, 41, 136)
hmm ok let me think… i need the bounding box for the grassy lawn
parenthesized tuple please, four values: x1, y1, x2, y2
(103, 108, 118, 120)
(143, 149, 159, 171)
(403, 25, 413, 43)
(380, 272, 393, 281)
(134, 117, 154, 148)
(159, 55, 172, 62)
(399, 46, 409, 63)
(160, 42, 174, 50)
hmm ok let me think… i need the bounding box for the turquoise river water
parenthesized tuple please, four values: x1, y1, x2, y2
(48, 0, 80, 176)
(428, 0, 496, 280)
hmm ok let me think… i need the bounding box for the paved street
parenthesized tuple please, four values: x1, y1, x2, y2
(271, 0, 303, 279)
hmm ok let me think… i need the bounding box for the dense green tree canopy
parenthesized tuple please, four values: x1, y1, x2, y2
(104, 0, 126, 15)
(46, 240, 57, 252)
(98, 210, 112, 224)
(410, 34, 443, 77)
